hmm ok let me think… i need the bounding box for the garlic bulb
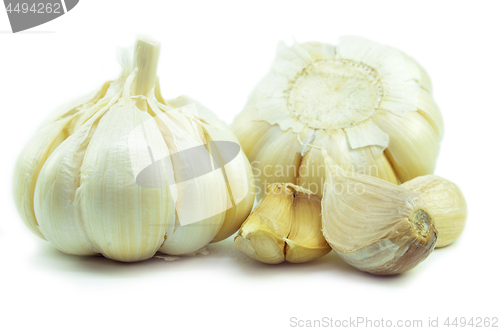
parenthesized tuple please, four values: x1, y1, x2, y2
(234, 183, 330, 264)
(401, 175, 467, 247)
(232, 36, 443, 200)
(13, 36, 255, 262)
(321, 152, 437, 275)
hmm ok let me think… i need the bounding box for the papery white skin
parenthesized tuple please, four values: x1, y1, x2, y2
(232, 36, 443, 199)
(13, 39, 255, 262)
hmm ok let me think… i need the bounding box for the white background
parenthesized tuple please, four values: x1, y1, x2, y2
(1, 1, 499, 330)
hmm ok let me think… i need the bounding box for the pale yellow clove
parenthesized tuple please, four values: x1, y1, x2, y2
(402, 175, 467, 248)
(234, 183, 330, 264)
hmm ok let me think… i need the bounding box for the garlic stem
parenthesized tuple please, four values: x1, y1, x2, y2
(132, 35, 161, 111)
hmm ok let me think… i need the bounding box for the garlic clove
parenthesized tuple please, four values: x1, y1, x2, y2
(14, 119, 72, 240)
(322, 152, 437, 275)
(285, 191, 331, 263)
(295, 130, 327, 197)
(13, 82, 115, 240)
(78, 101, 173, 262)
(231, 116, 273, 159)
(234, 183, 329, 264)
(373, 109, 440, 183)
(252, 128, 311, 200)
(298, 129, 352, 197)
(210, 157, 255, 243)
(401, 175, 467, 247)
(34, 110, 107, 256)
(235, 223, 285, 264)
(164, 95, 256, 244)
(298, 129, 398, 198)
(234, 183, 294, 264)
(348, 146, 397, 183)
(150, 101, 228, 256)
(372, 149, 399, 184)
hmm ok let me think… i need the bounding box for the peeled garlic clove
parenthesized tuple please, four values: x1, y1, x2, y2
(401, 175, 466, 248)
(322, 152, 437, 275)
(232, 37, 443, 196)
(234, 183, 330, 264)
(14, 36, 254, 262)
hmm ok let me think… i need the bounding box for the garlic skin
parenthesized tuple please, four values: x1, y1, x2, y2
(232, 37, 442, 200)
(402, 175, 467, 247)
(13, 37, 255, 262)
(321, 152, 437, 275)
(234, 183, 330, 264)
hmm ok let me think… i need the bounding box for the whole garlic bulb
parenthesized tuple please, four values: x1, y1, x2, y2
(13, 36, 255, 262)
(232, 36, 443, 199)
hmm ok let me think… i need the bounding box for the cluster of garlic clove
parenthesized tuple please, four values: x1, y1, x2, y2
(321, 151, 466, 275)
(13, 34, 467, 276)
(231, 36, 443, 200)
(234, 183, 330, 264)
(13, 36, 255, 262)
